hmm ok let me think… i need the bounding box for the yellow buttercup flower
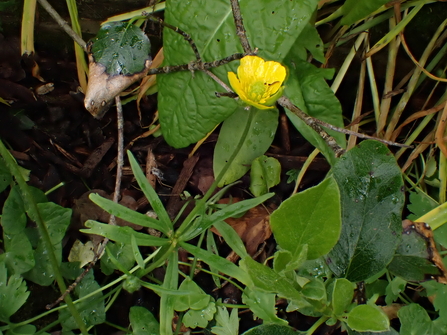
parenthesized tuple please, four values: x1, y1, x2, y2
(228, 55, 286, 110)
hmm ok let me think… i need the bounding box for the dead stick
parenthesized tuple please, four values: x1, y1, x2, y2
(37, 0, 87, 51)
(47, 96, 125, 309)
(277, 96, 345, 157)
(229, 0, 252, 54)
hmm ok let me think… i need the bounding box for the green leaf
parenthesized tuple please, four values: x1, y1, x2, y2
(270, 176, 341, 260)
(24, 202, 71, 286)
(388, 225, 442, 282)
(347, 304, 389, 332)
(398, 303, 431, 335)
(0, 261, 30, 322)
(421, 281, 447, 326)
(82, 220, 169, 247)
(60, 270, 105, 331)
(240, 257, 308, 309)
(250, 155, 281, 197)
(158, 0, 318, 148)
(0, 158, 12, 193)
(174, 277, 210, 311)
(407, 189, 438, 221)
(91, 21, 151, 75)
(181, 192, 274, 242)
(101, 242, 134, 275)
(273, 246, 308, 274)
(385, 276, 406, 305)
(183, 300, 216, 329)
(340, 0, 390, 26)
(331, 278, 355, 316)
(283, 58, 346, 165)
(242, 287, 287, 325)
(212, 221, 248, 259)
(128, 151, 172, 233)
(129, 306, 160, 335)
(293, 23, 325, 63)
(211, 305, 239, 335)
(2, 185, 26, 234)
(180, 242, 253, 287)
(302, 277, 326, 301)
(159, 252, 178, 335)
(89, 193, 169, 234)
(327, 140, 404, 282)
(5, 325, 37, 335)
(241, 324, 298, 335)
(347, 328, 399, 335)
(214, 108, 278, 187)
(3, 233, 34, 275)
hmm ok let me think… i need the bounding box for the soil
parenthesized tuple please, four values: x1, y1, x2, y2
(1, 1, 446, 334)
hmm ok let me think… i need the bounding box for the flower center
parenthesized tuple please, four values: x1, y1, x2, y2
(248, 81, 267, 101)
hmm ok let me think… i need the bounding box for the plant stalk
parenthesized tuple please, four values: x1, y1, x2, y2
(0, 140, 88, 334)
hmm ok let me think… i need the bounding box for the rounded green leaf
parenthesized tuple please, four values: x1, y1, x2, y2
(270, 176, 341, 259)
(347, 305, 390, 332)
(331, 278, 355, 316)
(91, 22, 151, 75)
(328, 140, 404, 282)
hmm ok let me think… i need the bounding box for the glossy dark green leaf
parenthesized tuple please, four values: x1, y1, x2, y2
(129, 306, 160, 335)
(270, 177, 341, 260)
(327, 140, 404, 282)
(82, 220, 169, 247)
(347, 304, 389, 332)
(91, 22, 151, 75)
(250, 155, 281, 197)
(158, 0, 318, 148)
(340, 0, 390, 26)
(388, 225, 442, 281)
(213, 107, 278, 186)
(283, 58, 346, 165)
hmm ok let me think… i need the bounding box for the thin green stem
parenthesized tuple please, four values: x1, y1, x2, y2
(305, 316, 330, 335)
(0, 140, 88, 334)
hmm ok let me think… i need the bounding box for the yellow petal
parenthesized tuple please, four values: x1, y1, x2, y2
(238, 56, 264, 83)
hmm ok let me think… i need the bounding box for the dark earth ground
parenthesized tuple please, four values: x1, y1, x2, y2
(1, 1, 447, 333)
